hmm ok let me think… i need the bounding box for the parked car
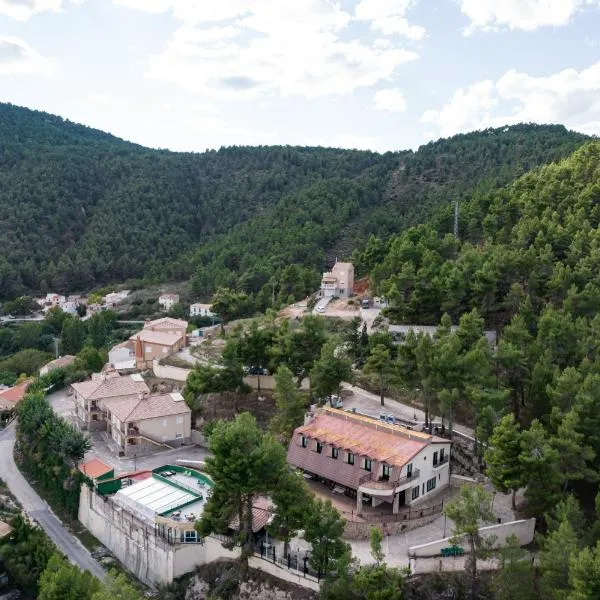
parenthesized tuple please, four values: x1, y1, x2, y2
(247, 366, 268, 376)
(328, 395, 343, 408)
(361, 298, 371, 309)
(379, 413, 396, 425)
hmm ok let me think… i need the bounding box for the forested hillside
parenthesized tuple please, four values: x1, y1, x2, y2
(0, 102, 589, 302)
(349, 142, 600, 598)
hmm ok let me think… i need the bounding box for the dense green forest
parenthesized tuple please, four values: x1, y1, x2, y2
(0, 102, 589, 304)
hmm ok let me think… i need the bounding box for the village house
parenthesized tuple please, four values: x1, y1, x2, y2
(130, 330, 185, 370)
(38, 293, 66, 311)
(39, 355, 77, 376)
(71, 371, 191, 454)
(287, 407, 451, 515)
(103, 290, 130, 307)
(0, 379, 32, 422)
(158, 293, 180, 311)
(71, 371, 150, 431)
(189, 303, 214, 318)
(320, 261, 354, 298)
(144, 317, 188, 339)
(104, 391, 191, 454)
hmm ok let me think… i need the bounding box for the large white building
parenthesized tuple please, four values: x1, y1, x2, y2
(288, 407, 451, 515)
(189, 303, 215, 318)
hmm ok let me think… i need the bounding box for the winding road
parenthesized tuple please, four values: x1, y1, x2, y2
(0, 422, 106, 581)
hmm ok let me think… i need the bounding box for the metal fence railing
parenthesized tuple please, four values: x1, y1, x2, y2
(341, 501, 444, 524)
(255, 543, 321, 583)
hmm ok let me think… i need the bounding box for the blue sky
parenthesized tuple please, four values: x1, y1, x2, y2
(0, 0, 599, 152)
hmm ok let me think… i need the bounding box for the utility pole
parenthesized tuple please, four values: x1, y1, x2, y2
(53, 336, 59, 358)
(453, 201, 459, 239)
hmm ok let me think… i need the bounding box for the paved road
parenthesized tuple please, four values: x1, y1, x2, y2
(341, 383, 475, 439)
(0, 423, 106, 581)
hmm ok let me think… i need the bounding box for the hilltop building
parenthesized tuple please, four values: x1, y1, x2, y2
(320, 261, 354, 298)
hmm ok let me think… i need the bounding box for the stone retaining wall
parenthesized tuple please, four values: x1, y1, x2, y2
(343, 512, 440, 540)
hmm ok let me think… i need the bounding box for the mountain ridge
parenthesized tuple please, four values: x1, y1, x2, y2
(0, 102, 590, 304)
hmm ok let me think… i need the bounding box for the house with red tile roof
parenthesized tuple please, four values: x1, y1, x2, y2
(71, 371, 149, 431)
(0, 379, 32, 418)
(72, 370, 191, 455)
(104, 391, 191, 454)
(287, 407, 451, 515)
(79, 458, 114, 481)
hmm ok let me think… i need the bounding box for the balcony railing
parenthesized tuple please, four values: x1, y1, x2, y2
(358, 469, 420, 491)
(433, 456, 449, 468)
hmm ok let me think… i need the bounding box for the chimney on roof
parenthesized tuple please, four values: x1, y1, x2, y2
(135, 336, 143, 359)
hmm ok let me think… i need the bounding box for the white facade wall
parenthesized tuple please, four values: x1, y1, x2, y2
(159, 295, 179, 311)
(408, 518, 536, 558)
(403, 443, 451, 506)
(190, 304, 214, 317)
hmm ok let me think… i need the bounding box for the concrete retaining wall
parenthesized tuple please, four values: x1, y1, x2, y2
(190, 430, 208, 447)
(408, 518, 536, 558)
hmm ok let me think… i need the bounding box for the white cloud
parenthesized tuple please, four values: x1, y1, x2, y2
(332, 133, 384, 151)
(373, 87, 407, 112)
(0, 36, 54, 75)
(185, 115, 274, 145)
(0, 0, 80, 20)
(422, 61, 600, 137)
(460, 0, 600, 33)
(88, 93, 122, 106)
(139, 1, 418, 100)
(354, 0, 426, 39)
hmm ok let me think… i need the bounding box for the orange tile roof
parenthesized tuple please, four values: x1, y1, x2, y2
(129, 329, 184, 346)
(71, 373, 149, 400)
(102, 393, 190, 423)
(0, 379, 32, 411)
(144, 317, 187, 330)
(296, 411, 428, 468)
(79, 458, 113, 479)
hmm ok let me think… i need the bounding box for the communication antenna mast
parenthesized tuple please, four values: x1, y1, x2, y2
(453, 201, 459, 239)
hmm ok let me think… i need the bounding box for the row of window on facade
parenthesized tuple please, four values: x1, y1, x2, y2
(300, 435, 446, 470)
(410, 476, 437, 501)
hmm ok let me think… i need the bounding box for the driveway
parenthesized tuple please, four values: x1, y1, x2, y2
(0, 423, 106, 580)
(341, 383, 475, 439)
